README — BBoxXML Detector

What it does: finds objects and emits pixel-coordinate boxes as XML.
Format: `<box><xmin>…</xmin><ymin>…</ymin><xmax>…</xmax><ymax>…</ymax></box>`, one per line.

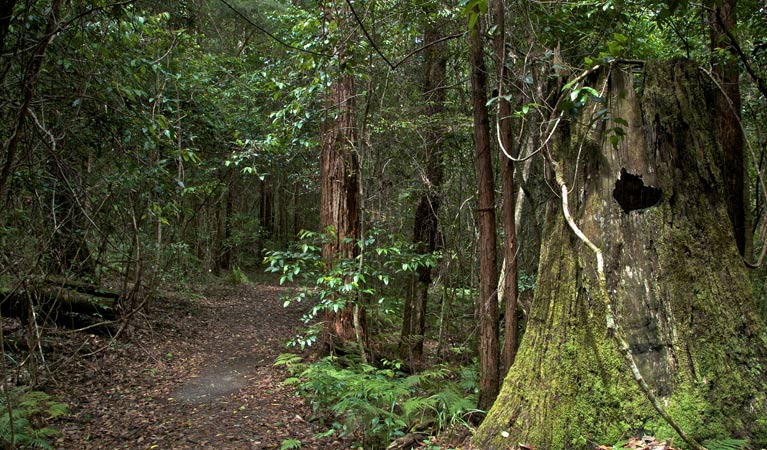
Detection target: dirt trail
<box><xmin>49</xmin><ymin>281</ymin><xmax>334</xmax><ymax>449</ymax></box>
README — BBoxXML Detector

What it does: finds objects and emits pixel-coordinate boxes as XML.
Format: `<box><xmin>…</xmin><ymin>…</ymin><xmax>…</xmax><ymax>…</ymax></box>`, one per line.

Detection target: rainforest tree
<box><xmin>476</xmin><ymin>59</ymin><xmax>767</xmax><ymax>449</ymax></box>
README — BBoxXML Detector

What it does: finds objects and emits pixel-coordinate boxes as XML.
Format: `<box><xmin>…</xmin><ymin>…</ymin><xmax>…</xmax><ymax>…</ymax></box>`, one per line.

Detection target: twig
<box><xmin>218</xmin><ymin>0</ymin><xmax>331</xmax><ymax>58</ymax></box>
<box><xmin>390</xmin><ymin>32</ymin><xmax>465</xmax><ymax>69</ymax></box>
<box><xmin>344</xmin><ymin>0</ymin><xmax>393</xmax><ymax>69</ymax></box>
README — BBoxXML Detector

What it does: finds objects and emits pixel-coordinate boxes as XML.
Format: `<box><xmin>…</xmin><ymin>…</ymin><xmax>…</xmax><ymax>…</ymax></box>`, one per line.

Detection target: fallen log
<box><xmin>1</xmin><ymin>280</ymin><xmax>118</xmax><ymax>331</ymax></box>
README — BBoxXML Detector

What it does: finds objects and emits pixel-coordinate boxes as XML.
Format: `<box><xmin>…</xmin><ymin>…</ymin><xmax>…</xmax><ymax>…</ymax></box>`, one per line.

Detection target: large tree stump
<box><xmin>476</xmin><ymin>60</ymin><xmax>767</xmax><ymax>448</ymax></box>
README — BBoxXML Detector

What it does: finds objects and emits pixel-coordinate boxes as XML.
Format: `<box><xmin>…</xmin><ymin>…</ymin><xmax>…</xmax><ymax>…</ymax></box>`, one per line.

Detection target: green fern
<box><xmin>230</xmin><ymin>265</ymin><xmax>251</xmax><ymax>285</ymax></box>
<box><xmin>274</xmin><ymin>353</ymin><xmax>304</xmax><ymax>368</ymax></box>
<box><xmin>702</xmin><ymin>438</ymin><xmax>749</xmax><ymax>450</ymax></box>
<box><xmin>285</xmin><ymin>357</ymin><xmax>478</xmax><ymax>448</ymax></box>
<box><xmin>280</xmin><ymin>438</ymin><xmax>302</xmax><ymax>449</ymax></box>
<box><xmin>0</xmin><ymin>388</ymin><xmax>68</xmax><ymax>449</ymax></box>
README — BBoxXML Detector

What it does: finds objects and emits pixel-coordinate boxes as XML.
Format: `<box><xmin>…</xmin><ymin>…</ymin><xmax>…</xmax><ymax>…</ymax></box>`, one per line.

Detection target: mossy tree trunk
<box><xmin>476</xmin><ymin>59</ymin><xmax>767</xmax><ymax>449</ymax></box>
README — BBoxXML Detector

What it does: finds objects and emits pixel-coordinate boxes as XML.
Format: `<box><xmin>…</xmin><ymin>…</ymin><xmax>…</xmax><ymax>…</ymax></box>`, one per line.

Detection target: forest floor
<box><xmin>42</xmin><ymin>277</ymin><xmax>349</xmax><ymax>449</ymax></box>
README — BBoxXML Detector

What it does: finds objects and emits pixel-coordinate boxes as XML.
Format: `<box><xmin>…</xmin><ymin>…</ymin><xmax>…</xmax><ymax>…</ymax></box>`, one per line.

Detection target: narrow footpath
<box><xmin>49</xmin><ymin>280</ymin><xmax>340</xmax><ymax>449</ymax></box>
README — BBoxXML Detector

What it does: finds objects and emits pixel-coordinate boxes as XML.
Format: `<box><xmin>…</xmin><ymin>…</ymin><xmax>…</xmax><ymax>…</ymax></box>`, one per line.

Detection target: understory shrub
<box><xmin>275</xmin><ymin>354</ymin><xmax>478</xmax><ymax>449</ymax></box>
<box><xmin>264</xmin><ymin>229</ymin><xmax>441</xmax><ymax>350</ymax></box>
<box><xmin>0</xmin><ymin>388</ymin><xmax>68</xmax><ymax>450</ymax></box>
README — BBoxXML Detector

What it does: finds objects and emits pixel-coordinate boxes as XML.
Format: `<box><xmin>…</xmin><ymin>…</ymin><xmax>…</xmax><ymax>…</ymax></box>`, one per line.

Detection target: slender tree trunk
<box><xmin>708</xmin><ymin>0</ymin><xmax>748</xmax><ymax>258</ymax></box>
<box><xmin>492</xmin><ymin>0</ymin><xmax>519</xmax><ymax>374</ymax></box>
<box><xmin>399</xmin><ymin>20</ymin><xmax>448</xmax><ymax>366</ymax></box>
<box><xmin>0</xmin><ymin>0</ymin><xmax>65</xmax><ymax>202</ymax></box>
<box><xmin>469</xmin><ymin>12</ymin><xmax>500</xmax><ymax>412</ymax></box>
<box><xmin>320</xmin><ymin>2</ymin><xmax>365</xmax><ymax>352</ymax></box>
<box><xmin>476</xmin><ymin>60</ymin><xmax>767</xmax><ymax>449</ymax></box>
<box><xmin>259</xmin><ymin>176</ymin><xmax>273</xmax><ymax>239</ymax></box>
<box><xmin>214</xmin><ymin>170</ymin><xmax>233</xmax><ymax>272</ymax></box>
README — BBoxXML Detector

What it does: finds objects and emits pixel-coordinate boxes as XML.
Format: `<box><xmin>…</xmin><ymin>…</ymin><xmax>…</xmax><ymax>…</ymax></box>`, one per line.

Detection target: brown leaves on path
<box><xmin>46</xmin><ymin>280</ymin><xmax>339</xmax><ymax>449</ymax></box>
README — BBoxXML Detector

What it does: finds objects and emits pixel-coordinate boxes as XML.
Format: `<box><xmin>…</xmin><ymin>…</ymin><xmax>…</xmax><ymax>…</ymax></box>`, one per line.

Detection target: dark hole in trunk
<box><xmin>613</xmin><ymin>168</ymin><xmax>662</xmax><ymax>213</ymax></box>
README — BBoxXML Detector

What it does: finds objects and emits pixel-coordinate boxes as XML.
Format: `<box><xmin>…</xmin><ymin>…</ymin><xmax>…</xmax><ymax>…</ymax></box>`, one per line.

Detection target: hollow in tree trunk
<box><xmin>476</xmin><ymin>60</ymin><xmax>767</xmax><ymax>448</ymax></box>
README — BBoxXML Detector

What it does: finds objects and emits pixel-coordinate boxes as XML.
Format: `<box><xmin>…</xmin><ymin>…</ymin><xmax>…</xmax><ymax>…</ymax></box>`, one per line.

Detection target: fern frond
<box><xmin>702</xmin><ymin>439</ymin><xmax>749</xmax><ymax>450</ymax></box>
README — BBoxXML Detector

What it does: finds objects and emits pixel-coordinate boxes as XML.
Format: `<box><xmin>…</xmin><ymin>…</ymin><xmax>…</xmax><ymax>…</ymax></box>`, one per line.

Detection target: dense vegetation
<box><xmin>1</xmin><ymin>0</ymin><xmax>766</xmax><ymax>449</ymax></box>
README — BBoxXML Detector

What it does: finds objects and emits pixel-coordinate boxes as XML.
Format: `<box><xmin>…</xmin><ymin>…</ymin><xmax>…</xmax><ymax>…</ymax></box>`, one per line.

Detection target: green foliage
<box><xmin>277</xmin><ymin>355</ymin><xmax>478</xmax><ymax>449</ymax></box>
<box><xmin>518</xmin><ymin>272</ymin><xmax>536</xmax><ymax>293</ymax></box>
<box><xmin>264</xmin><ymin>229</ymin><xmax>441</xmax><ymax>349</ymax></box>
<box><xmin>701</xmin><ymin>439</ymin><xmax>750</xmax><ymax>450</ymax></box>
<box><xmin>459</xmin><ymin>0</ymin><xmax>488</xmax><ymax>30</ymax></box>
<box><xmin>0</xmin><ymin>389</ymin><xmax>68</xmax><ymax>450</ymax></box>
<box><xmin>230</xmin><ymin>265</ymin><xmax>251</xmax><ymax>285</ymax></box>
<box><xmin>280</xmin><ymin>438</ymin><xmax>302</xmax><ymax>449</ymax></box>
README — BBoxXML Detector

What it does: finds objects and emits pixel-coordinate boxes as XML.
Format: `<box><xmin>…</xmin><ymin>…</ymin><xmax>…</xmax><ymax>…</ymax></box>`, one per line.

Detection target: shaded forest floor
<box><xmin>40</xmin><ymin>278</ymin><xmax>346</xmax><ymax>449</ymax></box>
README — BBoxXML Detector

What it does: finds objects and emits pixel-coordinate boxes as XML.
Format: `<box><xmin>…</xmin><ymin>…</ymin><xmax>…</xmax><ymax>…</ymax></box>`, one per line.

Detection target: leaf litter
<box><xmin>43</xmin><ymin>280</ymin><xmax>348</xmax><ymax>449</ymax></box>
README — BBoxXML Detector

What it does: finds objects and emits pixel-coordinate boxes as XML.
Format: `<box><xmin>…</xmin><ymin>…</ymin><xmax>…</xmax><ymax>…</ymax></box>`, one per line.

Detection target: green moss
<box><xmin>647</xmin><ymin>387</ymin><xmax>728</xmax><ymax>444</ymax></box>
<box><xmin>477</xmin><ymin>61</ymin><xmax>767</xmax><ymax>450</ymax></box>
<box><xmin>477</xmin><ymin>215</ymin><xmax>656</xmax><ymax>449</ymax></box>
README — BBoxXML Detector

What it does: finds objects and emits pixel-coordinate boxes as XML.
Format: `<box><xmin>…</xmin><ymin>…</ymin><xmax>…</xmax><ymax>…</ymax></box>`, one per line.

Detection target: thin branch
<box><xmin>391</xmin><ymin>32</ymin><xmax>465</xmax><ymax>69</ymax></box>
<box><xmin>218</xmin><ymin>0</ymin><xmax>331</xmax><ymax>58</ymax></box>
<box><xmin>344</xmin><ymin>0</ymin><xmax>393</xmax><ymax>69</ymax></box>
<box><xmin>714</xmin><ymin>9</ymin><xmax>767</xmax><ymax>100</ymax></box>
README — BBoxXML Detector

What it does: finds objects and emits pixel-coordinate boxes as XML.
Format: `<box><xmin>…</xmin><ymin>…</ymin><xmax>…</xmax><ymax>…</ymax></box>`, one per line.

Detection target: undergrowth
<box><xmin>275</xmin><ymin>353</ymin><xmax>479</xmax><ymax>449</ymax></box>
<box><xmin>0</xmin><ymin>388</ymin><xmax>68</xmax><ymax>449</ymax></box>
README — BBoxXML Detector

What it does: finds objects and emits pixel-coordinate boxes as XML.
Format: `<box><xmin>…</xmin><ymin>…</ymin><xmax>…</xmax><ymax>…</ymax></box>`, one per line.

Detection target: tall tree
<box><xmin>491</xmin><ymin>0</ymin><xmax>519</xmax><ymax>373</ymax></box>
<box><xmin>399</xmin><ymin>14</ymin><xmax>448</xmax><ymax>366</ymax></box>
<box><xmin>476</xmin><ymin>60</ymin><xmax>767</xmax><ymax>448</ymax></box>
<box><xmin>319</xmin><ymin>0</ymin><xmax>366</xmax><ymax>354</ymax></box>
<box><xmin>708</xmin><ymin>0</ymin><xmax>748</xmax><ymax>257</ymax></box>
<box><xmin>468</xmin><ymin>8</ymin><xmax>500</xmax><ymax>411</ymax></box>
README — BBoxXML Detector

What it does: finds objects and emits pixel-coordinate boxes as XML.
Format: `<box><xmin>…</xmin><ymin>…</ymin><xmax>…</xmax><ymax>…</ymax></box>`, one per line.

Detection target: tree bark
<box><xmin>319</xmin><ymin>1</ymin><xmax>365</xmax><ymax>352</ymax></box>
<box><xmin>476</xmin><ymin>60</ymin><xmax>767</xmax><ymax>448</ymax></box>
<box><xmin>708</xmin><ymin>0</ymin><xmax>748</xmax><ymax>258</ymax></box>
<box><xmin>259</xmin><ymin>176</ymin><xmax>273</xmax><ymax>239</ymax></box>
<box><xmin>399</xmin><ymin>18</ymin><xmax>447</xmax><ymax>366</ymax></box>
<box><xmin>469</xmin><ymin>12</ymin><xmax>500</xmax><ymax>412</ymax></box>
<box><xmin>492</xmin><ymin>0</ymin><xmax>519</xmax><ymax>374</ymax></box>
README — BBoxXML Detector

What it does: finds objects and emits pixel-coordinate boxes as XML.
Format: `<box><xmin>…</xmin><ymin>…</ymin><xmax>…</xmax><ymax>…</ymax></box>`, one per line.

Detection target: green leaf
<box><xmin>280</xmin><ymin>438</ymin><xmax>302</xmax><ymax>449</ymax></box>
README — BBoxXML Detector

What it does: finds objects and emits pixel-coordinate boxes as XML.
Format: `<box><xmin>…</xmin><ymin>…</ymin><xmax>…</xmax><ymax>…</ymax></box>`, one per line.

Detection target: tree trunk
<box><xmin>320</xmin><ymin>2</ymin><xmax>365</xmax><ymax>352</ymax></box>
<box><xmin>708</xmin><ymin>0</ymin><xmax>749</xmax><ymax>258</ymax></box>
<box><xmin>399</xmin><ymin>19</ymin><xmax>447</xmax><ymax>366</ymax></box>
<box><xmin>214</xmin><ymin>171</ymin><xmax>233</xmax><ymax>273</ymax></box>
<box><xmin>0</xmin><ymin>0</ymin><xmax>65</xmax><ymax>202</ymax></box>
<box><xmin>469</xmin><ymin>12</ymin><xmax>500</xmax><ymax>412</ymax></box>
<box><xmin>476</xmin><ymin>60</ymin><xmax>767</xmax><ymax>448</ymax></box>
<box><xmin>492</xmin><ymin>0</ymin><xmax>519</xmax><ymax>374</ymax></box>
<box><xmin>259</xmin><ymin>176</ymin><xmax>273</xmax><ymax>240</ymax></box>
